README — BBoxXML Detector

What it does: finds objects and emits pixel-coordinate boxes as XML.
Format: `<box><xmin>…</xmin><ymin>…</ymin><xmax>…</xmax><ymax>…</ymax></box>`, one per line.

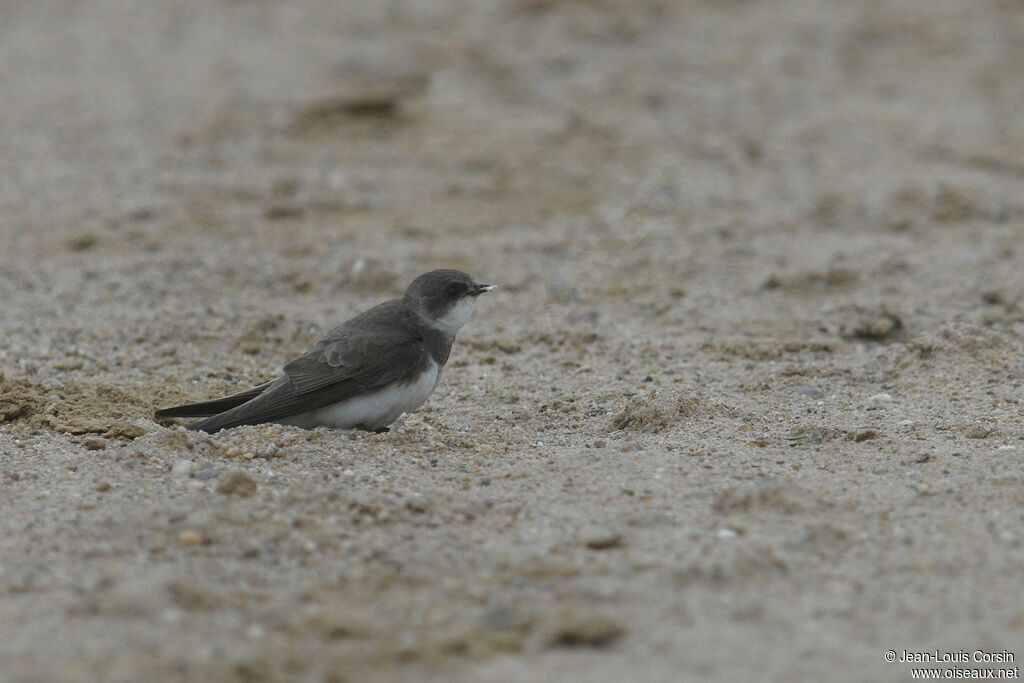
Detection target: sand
<box><xmin>2</xmin><ymin>1</ymin><xmax>1024</xmax><ymax>681</ymax></box>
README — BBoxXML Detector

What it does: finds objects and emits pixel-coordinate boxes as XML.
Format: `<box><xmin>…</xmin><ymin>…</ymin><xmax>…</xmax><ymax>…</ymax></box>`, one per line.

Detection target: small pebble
<box><xmin>171</xmin><ymin>460</ymin><xmax>195</xmax><ymax>477</ymax></box>
<box><xmin>869</xmin><ymin>393</ymin><xmax>894</xmax><ymax>403</ymax></box>
<box><xmin>192</xmin><ymin>468</ymin><xmax>220</xmax><ymax>481</ymax></box>
<box><xmin>545</xmin><ymin>611</ymin><xmax>624</xmax><ymax>648</ymax></box>
<box><xmin>853</xmin><ymin>428</ymin><xmax>879</xmax><ymax>442</ymax></box>
<box><xmin>82</xmin><ymin>437</ymin><xmax>107</xmax><ymax>451</ymax></box>
<box><xmin>255</xmin><ymin>445</ymin><xmax>279</xmax><ymax>459</ymax></box>
<box><xmin>178</xmin><ymin>530</ymin><xmax>205</xmax><ymax>546</ymax></box>
<box><xmin>581</xmin><ymin>525</ymin><xmax>623</xmax><ymax>550</ymax></box>
<box><xmin>216</xmin><ymin>470</ymin><xmax>257</xmax><ymax>497</ymax></box>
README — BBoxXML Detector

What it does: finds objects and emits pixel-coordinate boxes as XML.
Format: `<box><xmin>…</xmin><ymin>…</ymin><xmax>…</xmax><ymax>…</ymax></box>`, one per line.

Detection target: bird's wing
<box><xmin>283</xmin><ymin>322</ymin><xmax>417</xmax><ymax>394</ymax></box>
<box><xmin>155</xmin><ymin>380</ymin><xmax>275</xmax><ymax>418</ymax></box>
<box><xmin>279</xmin><ymin>300</ymin><xmax>424</xmax><ymax>395</ymax></box>
<box><xmin>185</xmin><ymin>315</ymin><xmax>426</xmax><ymax>432</ymax></box>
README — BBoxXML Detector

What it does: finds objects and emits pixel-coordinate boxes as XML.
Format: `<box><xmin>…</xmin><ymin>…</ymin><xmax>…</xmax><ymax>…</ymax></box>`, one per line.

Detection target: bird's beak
<box><xmin>469</xmin><ymin>283</ymin><xmax>496</xmax><ymax>297</ymax></box>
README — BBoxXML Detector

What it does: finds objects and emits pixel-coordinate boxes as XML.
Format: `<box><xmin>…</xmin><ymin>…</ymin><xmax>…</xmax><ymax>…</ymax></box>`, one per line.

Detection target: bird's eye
<box><xmin>445</xmin><ymin>283</ymin><xmax>461</xmax><ymax>296</ymax></box>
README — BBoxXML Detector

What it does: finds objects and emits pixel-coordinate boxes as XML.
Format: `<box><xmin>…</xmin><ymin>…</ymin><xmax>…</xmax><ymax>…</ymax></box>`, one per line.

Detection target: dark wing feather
<box><xmin>284</xmin><ymin>334</ymin><xmax>415</xmax><ymax>395</ymax></box>
<box><xmin>155</xmin><ymin>380</ymin><xmax>275</xmax><ymax>418</ymax></box>
<box><xmin>185</xmin><ymin>376</ymin><xmax>294</xmax><ymax>432</ymax></box>
<box><xmin>185</xmin><ymin>303</ymin><xmax>425</xmax><ymax>432</ymax></box>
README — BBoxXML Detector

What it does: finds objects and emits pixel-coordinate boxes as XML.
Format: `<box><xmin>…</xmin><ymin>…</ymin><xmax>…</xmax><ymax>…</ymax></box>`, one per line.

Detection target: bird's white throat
<box><xmin>429</xmin><ymin>296</ymin><xmax>476</xmax><ymax>337</ymax></box>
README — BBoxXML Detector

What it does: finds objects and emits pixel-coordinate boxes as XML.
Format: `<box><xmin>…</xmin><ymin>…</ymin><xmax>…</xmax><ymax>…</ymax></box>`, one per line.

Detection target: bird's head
<box><xmin>404</xmin><ymin>269</ymin><xmax>495</xmax><ymax>336</ymax></box>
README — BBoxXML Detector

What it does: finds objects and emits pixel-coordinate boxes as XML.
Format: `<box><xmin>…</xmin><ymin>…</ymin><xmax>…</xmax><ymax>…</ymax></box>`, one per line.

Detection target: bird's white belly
<box><xmin>281</xmin><ymin>360</ymin><xmax>441</xmax><ymax>430</ymax></box>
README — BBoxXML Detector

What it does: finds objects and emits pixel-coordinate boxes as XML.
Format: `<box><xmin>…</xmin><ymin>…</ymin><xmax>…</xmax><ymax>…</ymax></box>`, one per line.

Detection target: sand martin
<box><xmin>155</xmin><ymin>269</ymin><xmax>494</xmax><ymax>433</ymax></box>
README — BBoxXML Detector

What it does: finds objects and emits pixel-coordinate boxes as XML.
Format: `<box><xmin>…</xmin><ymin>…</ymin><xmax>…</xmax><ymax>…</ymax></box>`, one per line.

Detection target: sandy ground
<box><xmin>3</xmin><ymin>1</ymin><xmax>1024</xmax><ymax>681</ymax></box>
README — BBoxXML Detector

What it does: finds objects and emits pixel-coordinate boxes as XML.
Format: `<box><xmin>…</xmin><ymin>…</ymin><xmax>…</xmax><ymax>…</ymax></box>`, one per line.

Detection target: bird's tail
<box><xmin>154</xmin><ymin>381</ymin><xmax>274</xmax><ymax>419</ymax></box>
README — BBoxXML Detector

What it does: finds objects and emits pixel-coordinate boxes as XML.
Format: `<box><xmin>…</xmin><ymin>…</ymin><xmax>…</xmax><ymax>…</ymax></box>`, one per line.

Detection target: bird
<box><xmin>155</xmin><ymin>269</ymin><xmax>494</xmax><ymax>433</ymax></box>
